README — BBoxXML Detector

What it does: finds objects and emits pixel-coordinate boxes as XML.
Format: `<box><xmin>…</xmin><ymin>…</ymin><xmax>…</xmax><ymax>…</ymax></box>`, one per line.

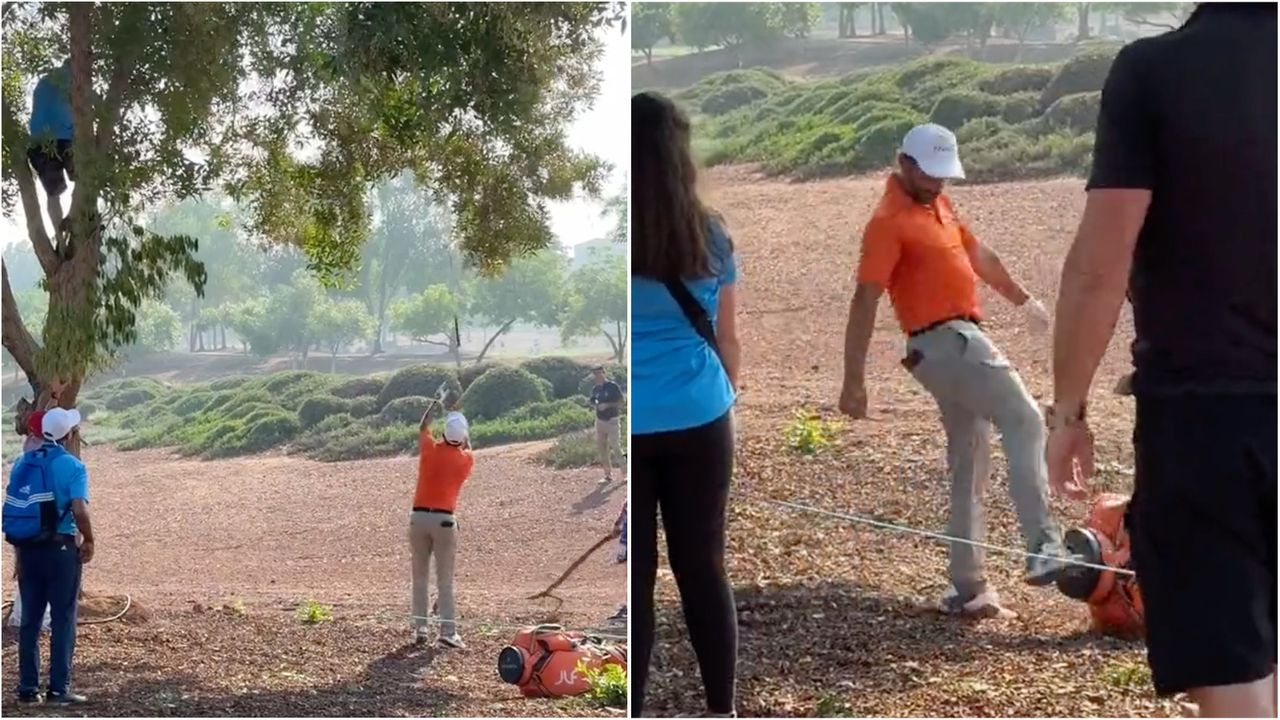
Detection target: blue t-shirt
<box><xmin>29</xmin><ymin>67</ymin><xmax>74</xmax><ymax>141</ymax></box>
<box><xmin>11</xmin><ymin>442</ymin><xmax>88</xmax><ymax>535</ymax></box>
<box><xmin>632</xmin><ymin>222</ymin><xmax>737</xmax><ymax>435</ymax></box>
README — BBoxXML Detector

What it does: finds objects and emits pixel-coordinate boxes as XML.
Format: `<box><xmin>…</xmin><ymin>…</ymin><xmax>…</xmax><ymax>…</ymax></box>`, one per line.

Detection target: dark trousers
<box><xmin>632</xmin><ymin>412</ymin><xmax>737</xmax><ymax>716</ymax></box>
<box><xmin>16</xmin><ymin>539</ymin><xmax>82</xmax><ymax>696</ymax></box>
<box><xmin>1130</xmin><ymin>393</ymin><xmax>1277</xmax><ymax>696</ymax></box>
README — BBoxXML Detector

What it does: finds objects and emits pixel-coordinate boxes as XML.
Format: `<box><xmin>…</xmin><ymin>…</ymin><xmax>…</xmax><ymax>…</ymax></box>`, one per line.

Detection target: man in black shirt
<box><xmin>1048</xmin><ymin>5</ymin><xmax>1276</xmax><ymax>716</ymax></box>
<box><xmin>589</xmin><ymin>365</ymin><xmax>625</xmax><ymax>485</ymax></box>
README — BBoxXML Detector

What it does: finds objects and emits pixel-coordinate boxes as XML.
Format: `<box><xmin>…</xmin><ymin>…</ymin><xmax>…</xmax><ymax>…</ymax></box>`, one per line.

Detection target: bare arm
<box><xmin>70</xmin><ymin>498</ymin><xmax>93</xmax><ymax>562</ymax></box>
<box><xmin>842</xmin><ymin>282</ymin><xmax>883</xmax><ymax>388</ymax></box>
<box><xmin>716</xmin><ymin>282</ymin><xmax>741</xmax><ymax>389</ymax></box>
<box><xmin>419</xmin><ymin>401</ymin><xmax>438</xmax><ymax>433</ymax></box>
<box><xmin>967</xmin><ymin>241</ymin><xmax>1031</xmax><ymax>306</ymax></box>
<box><xmin>1052</xmin><ymin>189</ymin><xmax>1149</xmax><ymax>413</ymax></box>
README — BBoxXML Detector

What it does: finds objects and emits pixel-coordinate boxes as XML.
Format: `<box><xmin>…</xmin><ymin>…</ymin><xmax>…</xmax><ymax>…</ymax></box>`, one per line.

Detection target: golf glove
<box><xmin>1022</xmin><ymin>297</ymin><xmax>1051</xmax><ymax>334</ymax></box>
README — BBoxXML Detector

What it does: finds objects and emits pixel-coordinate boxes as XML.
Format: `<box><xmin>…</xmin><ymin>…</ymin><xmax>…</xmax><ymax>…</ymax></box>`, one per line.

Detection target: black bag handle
<box><xmin>663</xmin><ymin>279</ymin><xmax>721</xmax><ymax>361</ymax></box>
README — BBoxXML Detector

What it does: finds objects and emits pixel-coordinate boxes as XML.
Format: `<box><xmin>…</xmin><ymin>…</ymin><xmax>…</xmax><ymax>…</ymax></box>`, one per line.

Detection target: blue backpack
<box><xmin>3</xmin><ymin>444</ymin><xmax>69</xmax><ymax>546</ymax></box>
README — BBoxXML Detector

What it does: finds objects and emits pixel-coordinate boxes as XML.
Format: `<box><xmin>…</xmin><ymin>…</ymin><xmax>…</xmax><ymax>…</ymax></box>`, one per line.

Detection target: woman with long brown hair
<box><xmin>630</xmin><ymin>91</ymin><xmax>741</xmax><ymax>718</ymax></box>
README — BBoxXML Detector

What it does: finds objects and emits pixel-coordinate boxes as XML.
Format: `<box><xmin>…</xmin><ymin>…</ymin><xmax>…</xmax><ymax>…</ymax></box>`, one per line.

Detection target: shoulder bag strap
<box><xmin>662</xmin><ymin>279</ymin><xmax>721</xmax><ymax>361</ymax></box>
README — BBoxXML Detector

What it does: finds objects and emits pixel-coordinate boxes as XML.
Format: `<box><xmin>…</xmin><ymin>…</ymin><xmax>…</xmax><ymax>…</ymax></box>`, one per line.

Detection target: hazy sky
<box><xmin>2</xmin><ymin>24</ymin><xmax>628</xmax><ymax>254</ymax></box>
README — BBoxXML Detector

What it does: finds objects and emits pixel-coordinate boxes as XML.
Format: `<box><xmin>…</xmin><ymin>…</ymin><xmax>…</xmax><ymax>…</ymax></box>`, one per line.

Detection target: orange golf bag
<box><xmin>1055</xmin><ymin>493</ymin><xmax>1145</xmax><ymax>639</ymax></box>
<box><xmin>497</xmin><ymin>624</ymin><xmax>627</xmax><ymax>698</ymax></box>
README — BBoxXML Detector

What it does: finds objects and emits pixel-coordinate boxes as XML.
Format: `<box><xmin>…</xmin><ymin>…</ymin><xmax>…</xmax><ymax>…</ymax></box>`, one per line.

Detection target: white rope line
<box><xmin>407</xmin><ymin>613</ymin><xmax>628</xmax><ymax>642</ymax></box>
<box><xmin>748</xmin><ymin>495</ymin><xmax>1136</xmax><ymax>577</ymax></box>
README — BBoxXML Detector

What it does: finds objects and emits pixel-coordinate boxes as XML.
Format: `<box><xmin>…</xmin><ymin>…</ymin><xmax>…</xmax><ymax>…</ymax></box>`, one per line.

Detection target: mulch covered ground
<box><xmin>642</xmin><ymin>166</ymin><xmax>1185</xmax><ymax>718</ymax></box>
<box><xmin>2</xmin><ymin>443</ymin><xmax>626</xmax><ymax>717</ymax></box>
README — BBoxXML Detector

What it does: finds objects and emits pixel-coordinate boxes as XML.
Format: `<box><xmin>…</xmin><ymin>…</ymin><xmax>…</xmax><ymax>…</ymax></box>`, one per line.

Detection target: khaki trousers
<box><xmin>409</xmin><ymin>510</ymin><xmax>458</xmax><ymax>636</ymax></box>
<box><xmin>596</xmin><ymin>416</ymin><xmax>623</xmax><ymax>477</ymax></box>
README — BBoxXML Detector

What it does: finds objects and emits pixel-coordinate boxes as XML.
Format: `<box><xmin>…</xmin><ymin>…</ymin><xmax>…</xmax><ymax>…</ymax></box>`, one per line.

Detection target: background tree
<box><xmin>993</xmin><ymin>3</ymin><xmax>1067</xmax><ymax>56</ymax></box>
<box><xmin>675</xmin><ymin>3</ymin><xmax>783</xmax><ymax>53</ymax></box>
<box><xmin>779</xmin><ymin>3</ymin><xmax>821</xmax><ymax>39</ymax></box>
<box><xmin>838</xmin><ymin>3</ymin><xmax>865</xmax><ymax>38</ymax></box>
<box><xmin>467</xmin><ymin>250</ymin><xmax>566</xmax><ymax>365</ymax></box>
<box><xmin>632</xmin><ymin>2</ymin><xmax>674</xmax><ymax>65</ymax></box>
<box><xmin>310</xmin><ymin>297</ymin><xmax>375</xmax><ymax>373</ymax></box>
<box><xmin>1</xmin><ymin>2</ymin><xmax>621</xmax><ymax>455</ymax></box>
<box><xmin>389</xmin><ymin>284</ymin><xmax>462</xmax><ymax>361</ymax></box>
<box><xmin>604</xmin><ymin>188</ymin><xmax>627</xmax><ymax>244</ymax></box>
<box><xmin>132</xmin><ymin>300</ymin><xmax>182</xmax><ymax>355</ymax></box>
<box><xmin>225</xmin><ymin>296</ymin><xmax>274</xmax><ymax>358</ymax></box>
<box><xmin>560</xmin><ymin>255</ymin><xmax>626</xmax><ymax>362</ymax></box>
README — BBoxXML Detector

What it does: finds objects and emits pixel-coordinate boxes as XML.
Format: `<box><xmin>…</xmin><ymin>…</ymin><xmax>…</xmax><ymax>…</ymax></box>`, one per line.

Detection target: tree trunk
<box><xmin>875</xmin><ymin>3</ymin><xmax>885</xmax><ymax>34</ymax></box>
<box><xmin>1077</xmin><ymin>3</ymin><xmax>1091</xmax><ymax>41</ymax></box>
<box><xmin>474</xmin><ymin>317</ymin><xmax>517</xmax><ymax>365</ymax></box>
<box><xmin>331</xmin><ymin>350</ymin><xmax>338</xmax><ymax>374</ymax></box>
<box><xmin>644</xmin><ymin>48</ymin><xmax>652</xmax><ymax>65</ymax></box>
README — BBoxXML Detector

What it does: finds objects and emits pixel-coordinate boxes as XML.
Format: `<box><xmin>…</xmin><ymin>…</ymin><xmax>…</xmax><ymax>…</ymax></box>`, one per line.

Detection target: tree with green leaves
<box><xmin>467</xmin><ymin>250</ymin><xmax>566</xmax><ymax>365</ymax></box>
<box><xmin>133</xmin><ymin>299</ymin><xmax>182</xmax><ymax>354</ymax></box>
<box><xmin>779</xmin><ymin>3</ymin><xmax>821</xmax><ymax>39</ymax></box>
<box><xmin>838</xmin><ymin>3</ymin><xmax>865</xmax><ymax>38</ymax></box>
<box><xmin>224</xmin><ymin>296</ymin><xmax>272</xmax><ymax>357</ymax></box>
<box><xmin>604</xmin><ymin>188</ymin><xmax>627</xmax><ymax>244</ymax></box>
<box><xmin>675</xmin><ymin>3</ymin><xmax>782</xmax><ymax>53</ymax></box>
<box><xmin>993</xmin><ymin>3</ymin><xmax>1067</xmax><ymax>55</ymax></box>
<box><xmin>632</xmin><ymin>2</ymin><xmax>674</xmax><ymax>65</ymax></box>
<box><xmin>389</xmin><ymin>284</ymin><xmax>462</xmax><ymax>360</ymax></box>
<box><xmin>310</xmin><ymin>297</ymin><xmax>375</xmax><ymax>373</ymax></box>
<box><xmin>561</xmin><ymin>255</ymin><xmax>626</xmax><ymax>362</ymax></box>
<box><xmin>1</xmin><ymin>2</ymin><xmax>622</xmax><ymax>455</ymax></box>
<box><xmin>361</xmin><ymin>172</ymin><xmax>455</xmax><ymax>355</ymax></box>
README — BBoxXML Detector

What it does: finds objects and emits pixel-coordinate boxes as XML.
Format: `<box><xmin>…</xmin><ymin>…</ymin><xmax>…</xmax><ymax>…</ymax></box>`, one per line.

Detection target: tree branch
<box><xmin>1</xmin><ymin>260</ymin><xmax>41</xmax><ymax>381</ymax></box>
<box><xmin>67</xmin><ymin>4</ymin><xmax>96</xmax><ymax>236</ymax></box>
<box><xmin>10</xmin><ymin>142</ymin><xmax>60</xmax><ymax>276</ymax></box>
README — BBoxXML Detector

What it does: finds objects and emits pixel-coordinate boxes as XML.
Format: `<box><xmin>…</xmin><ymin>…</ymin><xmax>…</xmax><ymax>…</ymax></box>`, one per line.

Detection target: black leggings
<box><xmin>632</xmin><ymin>411</ymin><xmax>737</xmax><ymax>716</ymax></box>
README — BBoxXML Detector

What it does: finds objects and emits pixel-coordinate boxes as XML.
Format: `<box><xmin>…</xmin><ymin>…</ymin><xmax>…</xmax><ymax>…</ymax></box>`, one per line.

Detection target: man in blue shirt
<box><xmin>589</xmin><ymin>365</ymin><xmax>625</xmax><ymax>484</ymax></box>
<box><xmin>27</xmin><ymin>58</ymin><xmax>76</xmax><ymax>235</ymax></box>
<box><xmin>12</xmin><ymin>407</ymin><xmax>93</xmax><ymax>706</ymax></box>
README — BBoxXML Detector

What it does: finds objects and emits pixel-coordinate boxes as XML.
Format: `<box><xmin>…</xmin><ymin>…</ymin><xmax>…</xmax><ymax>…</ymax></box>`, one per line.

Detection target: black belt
<box><xmin>909</xmin><ymin>315</ymin><xmax>981</xmax><ymax>338</ymax></box>
<box><xmin>412</xmin><ymin>507</ymin><xmax>453</xmax><ymax>515</ymax></box>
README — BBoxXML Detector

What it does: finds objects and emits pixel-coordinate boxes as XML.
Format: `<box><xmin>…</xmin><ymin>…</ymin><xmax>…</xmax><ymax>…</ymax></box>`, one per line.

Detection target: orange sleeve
<box><xmin>855</xmin><ymin>215</ymin><xmax>901</xmax><ymax>287</ymax></box>
<box><xmin>420</xmin><ymin>430</ymin><xmax>437</xmax><ymax>453</ymax></box>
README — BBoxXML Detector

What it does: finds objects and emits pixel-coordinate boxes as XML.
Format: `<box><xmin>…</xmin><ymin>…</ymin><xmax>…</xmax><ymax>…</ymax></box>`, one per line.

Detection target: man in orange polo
<box><xmin>838</xmin><ymin>123</ymin><xmax>1069</xmax><ymax>617</ymax></box>
<box><xmin>410</xmin><ymin>401</ymin><xmax>474</xmax><ymax>649</ymax></box>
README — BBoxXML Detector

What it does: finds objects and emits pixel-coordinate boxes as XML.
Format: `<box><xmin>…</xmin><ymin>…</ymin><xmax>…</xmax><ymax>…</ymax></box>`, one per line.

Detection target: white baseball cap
<box><xmin>443</xmin><ymin>411</ymin><xmax>469</xmax><ymax>445</ymax></box>
<box><xmin>42</xmin><ymin>407</ymin><xmax>81</xmax><ymax>441</ymax></box>
<box><xmin>901</xmin><ymin>123</ymin><xmax>966</xmax><ymax>180</ymax></box>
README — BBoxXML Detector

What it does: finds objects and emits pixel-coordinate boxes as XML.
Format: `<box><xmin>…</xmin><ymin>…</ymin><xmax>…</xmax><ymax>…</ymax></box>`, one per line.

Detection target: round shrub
<box><xmin>978</xmin><ymin>65</ymin><xmax>1055</xmax><ymax>96</ymax></box>
<box><xmin>222</xmin><ymin>415</ymin><xmax>300</xmax><ymax>457</ymax></box>
<box><xmin>208</xmin><ymin>376</ymin><xmax>251</xmax><ymax>392</ymax></box>
<box><xmin>104</xmin><ymin>386</ymin><xmax>161</xmax><ymax>412</ymax></box>
<box><xmin>520</xmin><ymin>357</ymin><xmax>592</xmax><ymax>400</ymax></box>
<box><xmin>1000</xmin><ymin>93</ymin><xmax>1040</xmax><ymax>124</ymax></box>
<box><xmin>378</xmin><ymin>396</ymin><xmax>434</xmax><ymax>426</ymax></box>
<box><xmin>854</xmin><ymin>115</ymin><xmax>922</xmax><ymax>171</ymax></box>
<box><xmin>1040</xmin><ymin>50</ymin><xmax>1116</xmax><ymax>110</ymax></box>
<box><xmin>298</xmin><ymin>396</ymin><xmax>353</xmax><ymax>429</ymax></box>
<box><xmin>461</xmin><ymin>367</ymin><xmax>548</xmax><ymax>421</ymax></box>
<box><xmin>459</xmin><ymin>362</ymin><xmax>501</xmax><ymax>391</ymax></box>
<box><xmin>348</xmin><ymin>397</ymin><xmax>379</xmax><ymax>418</ymax></box>
<box><xmin>1044</xmin><ymin>91</ymin><xmax>1101</xmax><ymax>133</ymax></box>
<box><xmin>171</xmin><ymin>392</ymin><xmax>214</xmax><ymax>418</ymax></box>
<box><xmin>956</xmin><ymin>117</ymin><xmax>1012</xmax><ymax>145</ymax></box>
<box><xmin>376</xmin><ymin>364</ymin><xmax>463</xmax><ymax>410</ymax></box>
<box><xmin>261</xmin><ymin>371</ymin><xmax>327</xmax><ymax>395</ymax></box>
<box><xmin>701</xmin><ymin>85</ymin><xmax>769</xmax><ymax>116</ymax></box>
<box><xmin>928</xmin><ymin>91</ymin><xmax>1004</xmax><ymax>132</ymax></box>
<box><xmin>330</xmin><ymin>376</ymin><xmax>384</xmax><ymax>399</ymax></box>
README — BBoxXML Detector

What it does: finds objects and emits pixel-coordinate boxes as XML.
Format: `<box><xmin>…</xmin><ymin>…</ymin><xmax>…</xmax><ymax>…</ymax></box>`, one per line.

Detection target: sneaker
<box><xmin>16</xmin><ymin>691</ymin><xmax>42</xmax><ymax>705</ymax></box>
<box><xmin>608</xmin><ymin>604</ymin><xmax>627</xmax><ymax>622</ymax></box>
<box><xmin>438</xmin><ymin>634</ymin><xmax>465</xmax><ymax>650</ymax></box>
<box><xmin>938</xmin><ymin>586</ymin><xmax>1011</xmax><ymax>619</ymax></box>
<box><xmin>46</xmin><ymin>690</ymin><xmax>87</xmax><ymax>706</ymax></box>
<box><xmin>413</xmin><ymin>628</ymin><xmax>431</xmax><ymax>645</ymax></box>
<box><xmin>600</xmin><ymin>475</ymin><xmax>612</xmax><ymax>485</ymax></box>
<box><xmin>1025</xmin><ymin>539</ymin><xmax>1070</xmax><ymax>586</ymax></box>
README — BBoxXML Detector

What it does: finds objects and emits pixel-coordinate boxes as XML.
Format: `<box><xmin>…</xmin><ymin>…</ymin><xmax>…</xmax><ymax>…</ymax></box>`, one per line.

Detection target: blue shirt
<box><xmin>12</xmin><ymin>442</ymin><xmax>88</xmax><ymax>535</ymax></box>
<box><xmin>632</xmin><ymin>222</ymin><xmax>737</xmax><ymax>434</ymax></box>
<box><xmin>29</xmin><ymin>67</ymin><xmax>74</xmax><ymax>141</ymax></box>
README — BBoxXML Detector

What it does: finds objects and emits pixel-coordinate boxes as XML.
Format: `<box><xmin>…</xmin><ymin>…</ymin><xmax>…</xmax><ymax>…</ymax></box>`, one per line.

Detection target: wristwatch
<box><xmin>1045</xmin><ymin>402</ymin><xmax>1087</xmax><ymax>431</ymax></box>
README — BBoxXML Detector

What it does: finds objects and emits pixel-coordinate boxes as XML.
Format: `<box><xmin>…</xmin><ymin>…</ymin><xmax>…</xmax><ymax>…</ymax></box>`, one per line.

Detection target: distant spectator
<box><xmin>589</xmin><ymin>365</ymin><xmax>625</xmax><ymax>485</ymax></box>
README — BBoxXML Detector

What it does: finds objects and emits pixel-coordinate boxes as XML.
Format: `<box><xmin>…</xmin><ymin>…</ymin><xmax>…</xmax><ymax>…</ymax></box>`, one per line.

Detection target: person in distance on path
<box><xmin>589</xmin><ymin>365</ymin><xmax>625</xmax><ymax>485</ymax></box>
<box><xmin>838</xmin><ymin>123</ymin><xmax>1069</xmax><ymax>617</ymax></box>
<box><xmin>1049</xmin><ymin>4</ymin><xmax>1276</xmax><ymax>716</ymax></box>
<box><xmin>409</xmin><ymin>401</ymin><xmax>474</xmax><ymax>650</ymax></box>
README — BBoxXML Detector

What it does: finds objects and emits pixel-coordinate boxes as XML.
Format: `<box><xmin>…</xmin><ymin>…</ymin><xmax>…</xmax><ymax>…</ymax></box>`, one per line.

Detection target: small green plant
<box><xmin>785</xmin><ymin>410</ymin><xmax>842</xmax><ymax>455</ymax></box>
<box><xmin>1101</xmin><ymin>659</ymin><xmax>1151</xmax><ymax>690</ymax></box>
<box><xmin>576</xmin><ymin>659</ymin><xmax>627</xmax><ymax>709</ymax></box>
<box><xmin>296</xmin><ymin>599</ymin><xmax>333</xmax><ymax>625</ymax></box>
<box><xmin>815</xmin><ymin>693</ymin><xmax>855</xmax><ymax>717</ymax></box>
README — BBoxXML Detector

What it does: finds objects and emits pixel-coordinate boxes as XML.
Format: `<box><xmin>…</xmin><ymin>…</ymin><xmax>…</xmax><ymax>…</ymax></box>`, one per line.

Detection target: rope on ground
<box><xmin>746</xmin><ymin>494</ymin><xmax>1135</xmax><ymax>577</ymax></box>
<box><xmin>1</xmin><ymin>594</ymin><xmax>133</xmax><ymax>626</ymax></box>
<box><xmin>526</xmin><ymin>532</ymin><xmax>618</xmax><ymax>613</ymax></box>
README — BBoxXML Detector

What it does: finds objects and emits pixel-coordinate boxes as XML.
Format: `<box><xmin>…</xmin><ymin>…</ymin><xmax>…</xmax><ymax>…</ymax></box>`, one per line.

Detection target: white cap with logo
<box><xmin>443</xmin><ymin>411</ymin><xmax>469</xmax><ymax>445</ymax></box>
<box><xmin>901</xmin><ymin>123</ymin><xmax>966</xmax><ymax>180</ymax></box>
<box><xmin>42</xmin><ymin>407</ymin><xmax>82</xmax><ymax>442</ymax></box>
